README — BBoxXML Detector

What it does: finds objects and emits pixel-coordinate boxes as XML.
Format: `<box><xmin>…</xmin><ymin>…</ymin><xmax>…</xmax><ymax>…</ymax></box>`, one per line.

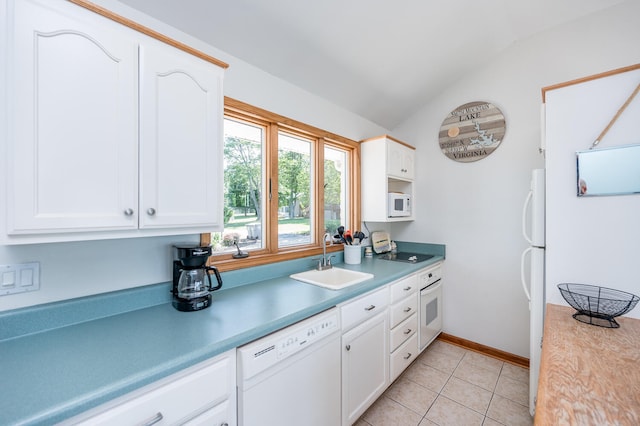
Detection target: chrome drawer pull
<box><xmin>403</xmin><ymin>286</ymin><xmax>412</xmax><ymax>291</ymax></box>
<box><xmin>404</xmin><ymin>328</ymin><xmax>412</xmax><ymax>335</ymax></box>
<box><xmin>404</xmin><ymin>352</ymin><xmax>412</xmax><ymax>360</ymax></box>
<box><xmin>403</xmin><ymin>307</ymin><xmax>412</xmax><ymax>313</ymax></box>
<box><xmin>142</xmin><ymin>412</ymin><xmax>163</xmax><ymax>426</ymax></box>
<box><xmin>123</xmin><ymin>208</ymin><xmax>134</xmax><ymax>216</ymax></box>
<box><xmin>364</xmin><ymin>305</ymin><xmax>375</xmax><ymax>311</ymax></box>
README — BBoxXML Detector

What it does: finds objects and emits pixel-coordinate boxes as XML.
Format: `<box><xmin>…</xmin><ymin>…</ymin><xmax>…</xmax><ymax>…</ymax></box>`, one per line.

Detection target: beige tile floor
<box><xmin>355</xmin><ymin>340</ymin><xmax>534</xmax><ymax>426</ymax></box>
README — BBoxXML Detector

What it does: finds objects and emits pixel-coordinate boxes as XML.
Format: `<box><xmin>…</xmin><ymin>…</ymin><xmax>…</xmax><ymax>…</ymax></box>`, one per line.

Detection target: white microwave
<box><xmin>388</xmin><ymin>193</ymin><xmax>411</xmax><ymax>217</ymax></box>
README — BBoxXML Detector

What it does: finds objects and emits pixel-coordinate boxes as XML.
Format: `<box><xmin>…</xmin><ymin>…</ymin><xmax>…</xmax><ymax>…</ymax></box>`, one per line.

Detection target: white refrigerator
<box><xmin>520</xmin><ymin>168</ymin><xmax>545</xmax><ymax>416</ymax></box>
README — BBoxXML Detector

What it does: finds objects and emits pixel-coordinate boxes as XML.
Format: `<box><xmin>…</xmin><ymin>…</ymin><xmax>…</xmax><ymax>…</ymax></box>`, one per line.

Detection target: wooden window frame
<box><xmin>201</xmin><ymin>97</ymin><xmax>361</xmax><ymax>272</ymax></box>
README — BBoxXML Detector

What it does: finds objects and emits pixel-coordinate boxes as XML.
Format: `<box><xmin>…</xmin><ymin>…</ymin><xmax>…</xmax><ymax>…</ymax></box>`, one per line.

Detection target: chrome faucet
<box><xmin>317</xmin><ymin>232</ymin><xmax>334</xmax><ymax>271</ymax></box>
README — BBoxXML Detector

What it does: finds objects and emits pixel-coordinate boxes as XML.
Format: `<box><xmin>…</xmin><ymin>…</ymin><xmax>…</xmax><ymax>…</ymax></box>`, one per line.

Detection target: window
<box><xmin>202</xmin><ymin>98</ymin><xmax>360</xmax><ymax>271</ymax></box>
<box><xmin>277</xmin><ymin>131</ymin><xmax>313</xmax><ymax>247</ymax></box>
<box><xmin>219</xmin><ymin>116</ymin><xmax>265</xmax><ymax>251</ymax></box>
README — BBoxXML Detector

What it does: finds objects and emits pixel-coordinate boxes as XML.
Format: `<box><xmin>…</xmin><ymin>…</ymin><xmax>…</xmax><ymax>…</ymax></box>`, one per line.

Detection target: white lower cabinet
<box><xmin>388</xmin><ymin>274</ymin><xmax>420</xmax><ymax>382</ymax></box>
<box><xmin>63</xmin><ymin>350</ymin><xmax>236</xmax><ymax>426</ymax></box>
<box><xmin>340</xmin><ymin>287</ymin><xmax>389</xmax><ymax>426</ymax></box>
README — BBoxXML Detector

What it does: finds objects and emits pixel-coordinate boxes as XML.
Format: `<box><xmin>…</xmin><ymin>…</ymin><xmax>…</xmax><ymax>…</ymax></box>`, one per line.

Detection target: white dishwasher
<box><xmin>237</xmin><ymin>307</ymin><xmax>341</xmax><ymax>426</ymax></box>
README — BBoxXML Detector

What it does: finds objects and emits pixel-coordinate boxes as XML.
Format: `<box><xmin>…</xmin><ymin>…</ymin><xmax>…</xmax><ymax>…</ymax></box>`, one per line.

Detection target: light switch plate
<box><xmin>0</xmin><ymin>262</ymin><xmax>40</xmax><ymax>296</ymax></box>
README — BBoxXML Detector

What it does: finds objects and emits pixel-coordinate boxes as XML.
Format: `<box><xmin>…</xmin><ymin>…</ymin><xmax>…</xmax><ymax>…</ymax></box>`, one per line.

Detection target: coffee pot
<box><xmin>172</xmin><ymin>244</ymin><xmax>222</xmax><ymax>312</ymax></box>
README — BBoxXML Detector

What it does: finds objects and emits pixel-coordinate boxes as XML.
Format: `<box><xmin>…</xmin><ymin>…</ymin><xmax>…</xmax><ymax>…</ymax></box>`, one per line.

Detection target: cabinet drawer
<box><xmin>389</xmin><ymin>274</ymin><xmax>417</xmax><ymax>304</ymax></box>
<box><xmin>389</xmin><ymin>313</ymin><xmax>417</xmax><ymax>352</ymax></box>
<box><xmin>182</xmin><ymin>400</ymin><xmax>230</xmax><ymax>426</ymax></box>
<box><xmin>390</xmin><ymin>333</ymin><xmax>419</xmax><ymax>382</ymax></box>
<box><xmin>389</xmin><ymin>294</ymin><xmax>418</xmax><ymax>328</ymax></box>
<box><xmin>72</xmin><ymin>354</ymin><xmax>233</xmax><ymax>425</ymax></box>
<box><xmin>341</xmin><ymin>287</ymin><xmax>389</xmax><ymax>331</ymax></box>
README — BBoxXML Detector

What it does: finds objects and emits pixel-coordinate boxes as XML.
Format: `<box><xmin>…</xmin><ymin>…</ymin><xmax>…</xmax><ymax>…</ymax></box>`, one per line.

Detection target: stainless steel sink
<box><xmin>290</xmin><ymin>268</ymin><xmax>374</xmax><ymax>290</ymax></box>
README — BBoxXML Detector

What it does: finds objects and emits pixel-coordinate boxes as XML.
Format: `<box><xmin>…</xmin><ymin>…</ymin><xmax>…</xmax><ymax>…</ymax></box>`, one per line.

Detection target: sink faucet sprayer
<box><xmin>317</xmin><ymin>232</ymin><xmax>334</xmax><ymax>270</ymax></box>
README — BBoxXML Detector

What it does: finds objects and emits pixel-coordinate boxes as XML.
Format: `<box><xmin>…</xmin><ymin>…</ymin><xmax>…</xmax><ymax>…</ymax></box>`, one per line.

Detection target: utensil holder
<box><xmin>344</xmin><ymin>245</ymin><xmax>362</xmax><ymax>265</ymax></box>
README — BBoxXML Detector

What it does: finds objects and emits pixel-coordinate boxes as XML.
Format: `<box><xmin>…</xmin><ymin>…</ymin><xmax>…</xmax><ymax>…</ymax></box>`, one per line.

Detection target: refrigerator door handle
<box><xmin>520</xmin><ymin>247</ymin><xmax>532</xmax><ymax>303</ymax></box>
<box><xmin>522</xmin><ymin>190</ymin><xmax>533</xmax><ymax>244</ymax></box>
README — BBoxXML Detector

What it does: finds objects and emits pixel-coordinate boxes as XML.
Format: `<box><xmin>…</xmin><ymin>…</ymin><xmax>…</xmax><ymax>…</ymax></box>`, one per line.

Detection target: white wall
<box><xmin>390</xmin><ymin>0</ymin><xmax>640</xmax><ymax>357</ymax></box>
<box><xmin>0</xmin><ymin>0</ymin><xmax>387</xmax><ymax>312</ymax></box>
<box><xmin>545</xmin><ymin>69</ymin><xmax>640</xmax><ymax>315</ymax></box>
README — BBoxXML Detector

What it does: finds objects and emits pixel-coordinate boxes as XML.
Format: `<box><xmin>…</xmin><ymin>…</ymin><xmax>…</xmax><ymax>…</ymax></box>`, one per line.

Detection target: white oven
<box><xmin>419</xmin><ymin>265</ymin><xmax>443</xmax><ymax>351</ymax></box>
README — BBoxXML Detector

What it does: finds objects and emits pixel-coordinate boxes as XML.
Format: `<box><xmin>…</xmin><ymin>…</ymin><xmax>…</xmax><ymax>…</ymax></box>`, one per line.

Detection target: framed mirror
<box><xmin>576</xmin><ymin>144</ymin><xmax>640</xmax><ymax>196</ymax></box>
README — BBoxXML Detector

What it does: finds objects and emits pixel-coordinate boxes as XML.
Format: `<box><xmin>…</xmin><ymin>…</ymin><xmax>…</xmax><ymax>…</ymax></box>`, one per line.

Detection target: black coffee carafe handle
<box><xmin>206</xmin><ymin>266</ymin><xmax>223</xmax><ymax>292</ymax></box>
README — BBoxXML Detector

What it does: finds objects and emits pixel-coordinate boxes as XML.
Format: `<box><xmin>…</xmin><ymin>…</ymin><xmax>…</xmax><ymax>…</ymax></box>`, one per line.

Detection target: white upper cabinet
<box><xmin>360</xmin><ymin>135</ymin><xmax>415</xmax><ymax>222</ymax></box>
<box><xmin>2</xmin><ymin>0</ymin><xmax>226</xmax><ymax>243</ymax></box>
<box><xmin>387</xmin><ymin>141</ymin><xmax>415</xmax><ymax>180</ymax></box>
<box><xmin>139</xmin><ymin>42</ymin><xmax>223</xmax><ymax>230</ymax></box>
<box><xmin>8</xmin><ymin>0</ymin><xmax>139</xmax><ymax>234</ymax></box>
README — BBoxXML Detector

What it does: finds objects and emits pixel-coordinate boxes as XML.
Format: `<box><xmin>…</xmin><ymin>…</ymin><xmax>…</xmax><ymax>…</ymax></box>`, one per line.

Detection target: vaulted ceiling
<box><xmin>119</xmin><ymin>0</ymin><xmax>625</xmax><ymax>129</ymax></box>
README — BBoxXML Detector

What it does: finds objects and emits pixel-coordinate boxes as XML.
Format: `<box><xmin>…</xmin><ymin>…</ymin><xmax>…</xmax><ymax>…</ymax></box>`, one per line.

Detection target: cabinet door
<box><xmin>8</xmin><ymin>0</ymin><xmax>139</xmax><ymax>234</ymax></box>
<box><xmin>139</xmin><ymin>41</ymin><xmax>223</xmax><ymax>230</ymax></box>
<box><xmin>401</xmin><ymin>145</ymin><xmax>415</xmax><ymax>179</ymax></box>
<box><xmin>342</xmin><ymin>311</ymin><xmax>389</xmax><ymax>425</ymax></box>
<box><xmin>387</xmin><ymin>141</ymin><xmax>414</xmax><ymax>180</ymax></box>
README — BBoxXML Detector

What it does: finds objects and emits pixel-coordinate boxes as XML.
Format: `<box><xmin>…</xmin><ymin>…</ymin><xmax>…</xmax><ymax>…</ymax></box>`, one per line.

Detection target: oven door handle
<box><xmin>420</xmin><ymin>279</ymin><xmax>442</xmax><ymax>296</ymax></box>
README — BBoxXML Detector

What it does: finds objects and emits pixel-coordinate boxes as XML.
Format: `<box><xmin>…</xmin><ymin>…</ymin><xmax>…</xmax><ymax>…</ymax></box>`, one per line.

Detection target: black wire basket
<box><xmin>557</xmin><ymin>283</ymin><xmax>640</xmax><ymax>328</ymax></box>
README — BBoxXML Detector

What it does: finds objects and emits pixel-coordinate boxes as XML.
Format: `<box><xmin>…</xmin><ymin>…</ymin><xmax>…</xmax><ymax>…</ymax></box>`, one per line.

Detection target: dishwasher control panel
<box><xmin>238</xmin><ymin>308</ymin><xmax>339</xmax><ymax>380</ymax></box>
<box><xmin>277</xmin><ymin>314</ymin><xmax>338</xmax><ymax>358</ymax></box>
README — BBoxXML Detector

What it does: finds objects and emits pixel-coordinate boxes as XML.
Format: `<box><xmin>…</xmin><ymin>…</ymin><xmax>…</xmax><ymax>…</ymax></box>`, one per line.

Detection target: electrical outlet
<box><xmin>0</xmin><ymin>262</ymin><xmax>40</xmax><ymax>296</ymax></box>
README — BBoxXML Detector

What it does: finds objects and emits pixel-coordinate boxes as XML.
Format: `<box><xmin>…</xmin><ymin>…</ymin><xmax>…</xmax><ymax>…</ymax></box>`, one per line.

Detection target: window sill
<box><xmin>205</xmin><ymin>244</ymin><xmax>345</xmax><ymax>272</ymax></box>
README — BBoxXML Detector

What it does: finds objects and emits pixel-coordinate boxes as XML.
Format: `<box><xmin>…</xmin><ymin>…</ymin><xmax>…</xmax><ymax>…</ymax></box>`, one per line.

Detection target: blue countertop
<box><xmin>0</xmin><ymin>243</ymin><xmax>444</xmax><ymax>425</ymax></box>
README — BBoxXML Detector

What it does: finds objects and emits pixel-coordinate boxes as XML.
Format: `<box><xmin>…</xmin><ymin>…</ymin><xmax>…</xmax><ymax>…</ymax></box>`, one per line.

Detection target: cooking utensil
<box><xmin>344</xmin><ymin>230</ymin><xmax>353</xmax><ymax>245</ymax></box>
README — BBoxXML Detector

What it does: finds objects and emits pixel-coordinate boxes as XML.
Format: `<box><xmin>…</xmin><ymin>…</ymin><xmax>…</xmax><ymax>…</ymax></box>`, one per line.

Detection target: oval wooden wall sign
<box><xmin>439</xmin><ymin>101</ymin><xmax>506</xmax><ymax>162</ymax></box>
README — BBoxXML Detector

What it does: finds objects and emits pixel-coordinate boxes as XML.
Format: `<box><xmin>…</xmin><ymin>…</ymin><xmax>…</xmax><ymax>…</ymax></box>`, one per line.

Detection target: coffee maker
<box><xmin>172</xmin><ymin>244</ymin><xmax>223</xmax><ymax>312</ymax></box>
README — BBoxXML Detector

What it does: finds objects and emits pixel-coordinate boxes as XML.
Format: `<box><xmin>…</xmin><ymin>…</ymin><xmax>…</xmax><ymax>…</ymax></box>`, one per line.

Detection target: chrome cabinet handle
<box><xmin>403</xmin><ymin>286</ymin><xmax>412</xmax><ymax>291</ymax></box>
<box><xmin>403</xmin><ymin>307</ymin><xmax>412</xmax><ymax>313</ymax></box>
<box><xmin>404</xmin><ymin>328</ymin><xmax>412</xmax><ymax>335</ymax></box>
<box><xmin>403</xmin><ymin>352</ymin><xmax>412</xmax><ymax>360</ymax></box>
<box><xmin>141</xmin><ymin>412</ymin><xmax>163</xmax><ymax>426</ymax></box>
<box><xmin>364</xmin><ymin>305</ymin><xmax>375</xmax><ymax>311</ymax></box>
<box><xmin>147</xmin><ymin>208</ymin><xmax>156</xmax><ymax>216</ymax></box>
<box><xmin>123</xmin><ymin>208</ymin><xmax>134</xmax><ymax>216</ymax></box>
<box><xmin>345</xmin><ymin>344</ymin><xmax>351</xmax><ymax>351</ymax></box>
